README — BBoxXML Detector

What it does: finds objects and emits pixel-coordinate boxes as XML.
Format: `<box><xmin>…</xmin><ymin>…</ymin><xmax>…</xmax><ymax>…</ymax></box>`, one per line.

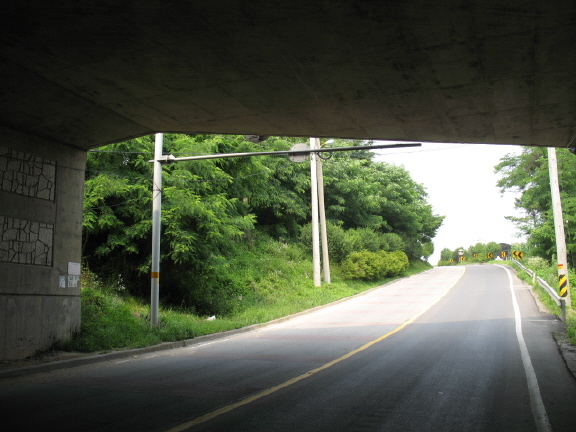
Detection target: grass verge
<box><xmin>508</xmin><ymin>260</ymin><xmax>576</xmax><ymax>345</ymax></box>
<box><xmin>58</xmin><ymin>260</ymin><xmax>432</xmax><ymax>353</ymax></box>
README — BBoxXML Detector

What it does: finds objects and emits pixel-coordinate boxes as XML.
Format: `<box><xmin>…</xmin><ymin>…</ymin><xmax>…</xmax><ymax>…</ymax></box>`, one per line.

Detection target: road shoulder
<box><xmin>506</xmin><ymin>264</ymin><xmax>576</xmax><ymax>380</ymax></box>
<box><xmin>3</xmin><ymin>269</ymin><xmax>441</xmax><ymax>379</ymax></box>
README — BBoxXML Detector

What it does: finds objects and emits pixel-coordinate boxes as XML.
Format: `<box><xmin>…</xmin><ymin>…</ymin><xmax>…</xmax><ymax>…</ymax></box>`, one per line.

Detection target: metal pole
<box><xmin>151</xmin><ymin>133</ymin><xmax>163</xmax><ymax>326</ymax></box>
<box><xmin>547</xmin><ymin>147</ymin><xmax>571</xmax><ymax>306</ymax></box>
<box><xmin>314</xmin><ymin>138</ymin><xmax>331</xmax><ymax>283</ymax></box>
<box><xmin>153</xmin><ymin>143</ymin><xmax>421</xmax><ymax>163</ymax></box>
<box><xmin>310</xmin><ymin>138</ymin><xmax>321</xmax><ymax>287</ymax></box>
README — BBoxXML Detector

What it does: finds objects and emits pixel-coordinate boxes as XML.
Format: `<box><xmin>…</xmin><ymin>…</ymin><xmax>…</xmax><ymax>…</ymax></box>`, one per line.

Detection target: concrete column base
<box><xmin>0</xmin><ymin>127</ymin><xmax>85</xmax><ymax>360</ymax></box>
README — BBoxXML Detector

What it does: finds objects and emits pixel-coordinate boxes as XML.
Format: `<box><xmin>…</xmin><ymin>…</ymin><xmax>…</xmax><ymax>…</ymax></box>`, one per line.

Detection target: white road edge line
<box><xmin>499</xmin><ymin>265</ymin><xmax>553</xmax><ymax>432</ymax></box>
<box><xmin>196</xmin><ymin>338</ymin><xmax>230</xmax><ymax>347</ymax></box>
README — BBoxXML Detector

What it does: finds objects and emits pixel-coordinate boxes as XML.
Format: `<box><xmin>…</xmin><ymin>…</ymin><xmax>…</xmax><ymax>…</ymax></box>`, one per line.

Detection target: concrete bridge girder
<box><xmin>0</xmin><ymin>1</ymin><xmax>575</xmax><ymax>359</ymax></box>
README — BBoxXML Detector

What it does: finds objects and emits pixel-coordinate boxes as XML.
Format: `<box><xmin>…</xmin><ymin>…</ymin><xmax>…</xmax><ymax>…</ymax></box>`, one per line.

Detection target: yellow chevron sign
<box><xmin>559</xmin><ymin>274</ymin><xmax>568</xmax><ymax>297</ymax></box>
<box><xmin>512</xmin><ymin>250</ymin><xmax>524</xmax><ymax>259</ymax></box>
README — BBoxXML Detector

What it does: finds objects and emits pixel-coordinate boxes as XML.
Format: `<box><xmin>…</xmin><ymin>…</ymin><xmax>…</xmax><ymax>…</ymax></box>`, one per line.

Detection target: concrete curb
<box><xmin>556</xmin><ymin>337</ymin><xmax>576</xmax><ymax>379</ymax></box>
<box><xmin>0</xmin><ymin>325</ymin><xmax>255</xmax><ymax>380</ymax></box>
<box><xmin>1</xmin><ymin>271</ymin><xmax>431</xmax><ymax>380</ymax></box>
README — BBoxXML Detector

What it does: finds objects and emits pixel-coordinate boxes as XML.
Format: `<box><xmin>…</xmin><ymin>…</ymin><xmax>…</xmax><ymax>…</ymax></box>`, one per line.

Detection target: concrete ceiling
<box><xmin>0</xmin><ymin>1</ymin><xmax>575</xmax><ymax>150</ymax></box>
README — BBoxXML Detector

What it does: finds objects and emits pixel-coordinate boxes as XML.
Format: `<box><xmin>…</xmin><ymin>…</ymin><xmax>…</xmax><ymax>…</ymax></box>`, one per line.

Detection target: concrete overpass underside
<box><xmin>0</xmin><ymin>1</ymin><xmax>575</xmax><ymax>359</ymax></box>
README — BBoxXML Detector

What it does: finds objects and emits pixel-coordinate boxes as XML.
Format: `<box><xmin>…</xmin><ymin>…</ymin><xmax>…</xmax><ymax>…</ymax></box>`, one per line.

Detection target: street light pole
<box><xmin>150</xmin><ymin>140</ymin><xmax>421</xmax><ymax>292</ymax></box>
<box><xmin>310</xmin><ymin>138</ymin><xmax>321</xmax><ymax>287</ymax></box>
<box><xmin>314</xmin><ymin>138</ymin><xmax>331</xmax><ymax>283</ymax></box>
<box><xmin>150</xmin><ymin>133</ymin><xmax>163</xmax><ymax>326</ymax></box>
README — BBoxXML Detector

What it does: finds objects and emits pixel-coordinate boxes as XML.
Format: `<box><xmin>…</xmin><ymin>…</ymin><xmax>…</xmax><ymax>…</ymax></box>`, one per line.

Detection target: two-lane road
<box><xmin>2</xmin><ymin>265</ymin><xmax>576</xmax><ymax>431</ymax></box>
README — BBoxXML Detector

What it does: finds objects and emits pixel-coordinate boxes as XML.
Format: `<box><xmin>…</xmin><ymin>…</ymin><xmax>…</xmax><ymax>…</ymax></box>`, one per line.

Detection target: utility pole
<box><xmin>310</xmin><ymin>138</ymin><xmax>321</xmax><ymax>287</ymax></box>
<box><xmin>314</xmin><ymin>138</ymin><xmax>331</xmax><ymax>283</ymax></box>
<box><xmin>547</xmin><ymin>147</ymin><xmax>571</xmax><ymax>307</ymax></box>
<box><xmin>150</xmin><ymin>133</ymin><xmax>163</xmax><ymax>326</ymax></box>
<box><xmin>150</xmin><ymin>140</ymin><xmax>420</xmax><ymax>291</ymax></box>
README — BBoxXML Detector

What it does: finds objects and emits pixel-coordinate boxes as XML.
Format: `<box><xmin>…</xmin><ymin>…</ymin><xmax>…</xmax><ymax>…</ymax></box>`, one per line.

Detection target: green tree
<box><xmin>321</xmin><ymin>154</ymin><xmax>444</xmax><ymax>259</ymax></box>
<box><xmin>83</xmin><ymin>135</ymin><xmax>258</xmax><ymax>311</ymax></box>
<box><xmin>440</xmin><ymin>248</ymin><xmax>453</xmax><ymax>262</ymax></box>
<box><xmin>236</xmin><ymin>136</ymin><xmax>311</xmax><ymax>238</ymax></box>
<box><xmin>465</xmin><ymin>241</ymin><xmax>502</xmax><ymax>262</ymax></box>
<box><xmin>421</xmin><ymin>242</ymin><xmax>434</xmax><ymax>261</ymax></box>
<box><xmin>83</xmin><ymin>134</ymin><xmax>444</xmax><ymax>312</ymax></box>
<box><xmin>486</xmin><ymin>242</ymin><xmax>502</xmax><ymax>258</ymax></box>
<box><xmin>495</xmin><ymin>147</ymin><xmax>576</xmax><ymax>265</ymax></box>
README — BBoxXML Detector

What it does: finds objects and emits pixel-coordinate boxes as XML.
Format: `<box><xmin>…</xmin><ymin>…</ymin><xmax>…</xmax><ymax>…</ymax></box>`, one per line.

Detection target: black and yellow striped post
<box><xmin>558</xmin><ymin>263</ymin><xmax>569</xmax><ymax>298</ymax></box>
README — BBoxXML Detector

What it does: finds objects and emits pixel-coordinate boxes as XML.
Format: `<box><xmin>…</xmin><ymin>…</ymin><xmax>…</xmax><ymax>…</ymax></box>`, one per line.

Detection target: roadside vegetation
<box><xmin>60</xmin><ymin>256</ymin><xmax>431</xmax><ymax>353</ymax></box>
<box><xmin>63</xmin><ymin>139</ymin><xmax>576</xmax><ymax>354</ymax></box>
<box><xmin>510</xmin><ymin>258</ymin><xmax>576</xmax><ymax>345</ymax></box>
<box><xmin>437</xmin><ymin>242</ymin><xmax>512</xmax><ymax>266</ymax></box>
<box><xmin>61</xmin><ymin>134</ymin><xmax>440</xmax><ymax>353</ymax></box>
<box><xmin>82</xmin><ymin>135</ymin><xmax>442</xmax><ymax>313</ymax></box>
<box><xmin>437</xmin><ymin>144</ymin><xmax>576</xmax><ymax>345</ymax></box>
<box><xmin>494</xmin><ymin>147</ymin><xmax>576</xmax><ymax>345</ymax></box>
<box><xmin>438</xmin><ymin>244</ymin><xmax>576</xmax><ymax>345</ymax></box>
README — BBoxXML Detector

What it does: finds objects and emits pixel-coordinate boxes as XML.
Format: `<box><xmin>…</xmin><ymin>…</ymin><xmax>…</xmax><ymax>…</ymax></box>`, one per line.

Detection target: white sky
<box><xmin>372</xmin><ymin>141</ymin><xmax>524</xmax><ymax>265</ymax></box>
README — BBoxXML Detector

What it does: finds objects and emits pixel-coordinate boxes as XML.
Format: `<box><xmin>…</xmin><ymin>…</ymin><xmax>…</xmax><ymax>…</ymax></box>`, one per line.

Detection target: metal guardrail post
<box><xmin>511</xmin><ymin>259</ymin><xmax>566</xmax><ymax>322</ymax></box>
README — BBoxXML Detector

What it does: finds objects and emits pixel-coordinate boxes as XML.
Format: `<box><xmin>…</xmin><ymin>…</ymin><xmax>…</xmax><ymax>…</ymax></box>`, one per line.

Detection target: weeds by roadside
<box><xmin>509</xmin><ymin>260</ymin><xmax>576</xmax><ymax>345</ymax></box>
<box><xmin>58</xmin><ymin>260</ymin><xmax>431</xmax><ymax>353</ymax></box>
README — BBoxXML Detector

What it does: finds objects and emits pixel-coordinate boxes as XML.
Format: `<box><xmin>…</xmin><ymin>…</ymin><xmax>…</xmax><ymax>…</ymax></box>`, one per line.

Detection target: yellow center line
<box><xmin>165</xmin><ymin>267</ymin><xmax>465</xmax><ymax>432</ymax></box>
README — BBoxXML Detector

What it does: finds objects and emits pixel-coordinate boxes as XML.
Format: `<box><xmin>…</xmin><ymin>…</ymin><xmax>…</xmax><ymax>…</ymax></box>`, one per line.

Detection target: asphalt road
<box><xmin>2</xmin><ymin>265</ymin><xmax>576</xmax><ymax>432</ymax></box>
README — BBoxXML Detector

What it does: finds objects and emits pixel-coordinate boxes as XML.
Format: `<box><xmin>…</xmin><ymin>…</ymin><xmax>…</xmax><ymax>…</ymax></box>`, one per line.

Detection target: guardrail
<box><xmin>511</xmin><ymin>258</ymin><xmax>566</xmax><ymax>322</ymax></box>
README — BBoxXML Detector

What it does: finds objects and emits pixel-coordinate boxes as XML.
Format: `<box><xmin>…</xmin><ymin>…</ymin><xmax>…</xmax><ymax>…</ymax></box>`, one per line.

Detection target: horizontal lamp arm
<box><xmin>149</xmin><ymin>143</ymin><xmax>421</xmax><ymax>164</ymax></box>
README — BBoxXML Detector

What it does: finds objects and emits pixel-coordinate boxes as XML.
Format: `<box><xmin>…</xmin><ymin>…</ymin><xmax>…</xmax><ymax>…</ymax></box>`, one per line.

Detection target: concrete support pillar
<box><xmin>0</xmin><ymin>127</ymin><xmax>86</xmax><ymax>360</ymax></box>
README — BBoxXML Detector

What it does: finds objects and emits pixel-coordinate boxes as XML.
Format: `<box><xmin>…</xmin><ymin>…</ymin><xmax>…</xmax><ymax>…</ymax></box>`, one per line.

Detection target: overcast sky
<box><xmin>371</xmin><ymin>141</ymin><xmax>524</xmax><ymax>265</ymax></box>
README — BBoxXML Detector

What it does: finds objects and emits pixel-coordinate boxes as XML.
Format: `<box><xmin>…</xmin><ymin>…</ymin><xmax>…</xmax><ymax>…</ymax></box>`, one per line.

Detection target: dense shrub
<box><xmin>70</xmin><ymin>287</ymin><xmax>159</xmax><ymax>351</ymax></box>
<box><xmin>162</xmin><ymin>233</ymin><xmax>314</xmax><ymax>315</ymax></box>
<box><xmin>300</xmin><ymin>223</ymin><xmax>409</xmax><ymax>264</ymax></box>
<box><xmin>382</xmin><ymin>233</ymin><xmax>405</xmax><ymax>253</ymax></box>
<box><xmin>300</xmin><ymin>223</ymin><xmax>345</xmax><ymax>263</ymax></box>
<box><xmin>340</xmin><ymin>251</ymin><xmax>383</xmax><ymax>280</ymax></box>
<box><xmin>343</xmin><ymin>228</ymin><xmax>390</xmax><ymax>254</ymax></box>
<box><xmin>526</xmin><ymin>256</ymin><xmax>549</xmax><ymax>270</ymax></box>
<box><xmin>340</xmin><ymin>250</ymin><xmax>409</xmax><ymax>280</ymax></box>
<box><xmin>379</xmin><ymin>250</ymin><xmax>409</xmax><ymax>276</ymax></box>
<box><xmin>402</xmin><ymin>237</ymin><xmax>424</xmax><ymax>261</ymax></box>
<box><xmin>325</xmin><ymin>223</ymin><xmax>350</xmax><ymax>263</ymax></box>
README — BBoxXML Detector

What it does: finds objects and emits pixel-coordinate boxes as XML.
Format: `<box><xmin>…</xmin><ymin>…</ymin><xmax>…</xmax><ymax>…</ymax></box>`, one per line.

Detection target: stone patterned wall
<box><xmin>0</xmin><ymin>145</ymin><xmax>56</xmax><ymax>201</ymax></box>
<box><xmin>0</xmin><ymin>146</ymin><xmax>56</xmax><ymax>266</ymax></box>
<box><xmin>0</xmin><ymin>217</ymin><xmax>53</xmax><ymax>266</ymax></box>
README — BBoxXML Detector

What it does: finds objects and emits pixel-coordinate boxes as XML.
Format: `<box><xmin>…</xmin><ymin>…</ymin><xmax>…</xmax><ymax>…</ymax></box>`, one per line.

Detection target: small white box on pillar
<box><xmin>68</xmin><ymin>262</ymin><xmax>81</xmax><ymax>276</ymax></box>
